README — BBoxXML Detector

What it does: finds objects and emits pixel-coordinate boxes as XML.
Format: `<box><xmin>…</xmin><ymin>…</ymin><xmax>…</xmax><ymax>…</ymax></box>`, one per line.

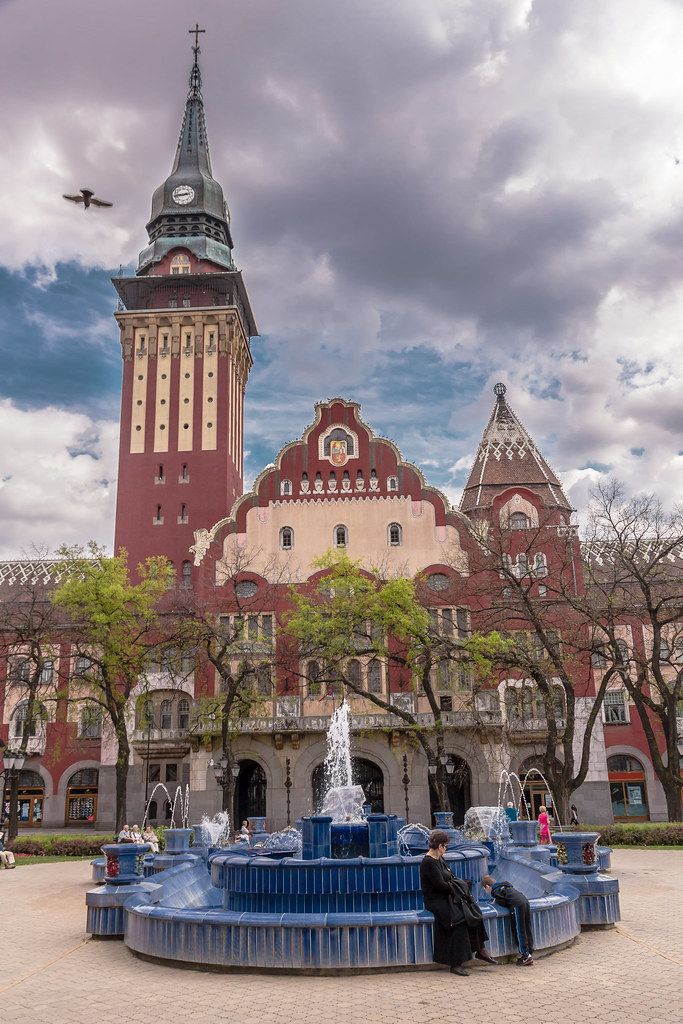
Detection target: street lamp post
<box><xmin>2</xmin><ymin>750</ymin><xmax>26</xmax><ymax>842</ymax></box>
<box><xmin>401</xmin><ymin>753</ymin><xmax>410</xmax><ymax>822</ymax></box>
<box><xmin>284</xmin><ymin>758</ymin><xmax>292</xmax><ymax>826</ymax></box>
<box><xmin>208</xmin><ymin>756</ymin><xmax>240</xmax><ymax>819</ymax></box>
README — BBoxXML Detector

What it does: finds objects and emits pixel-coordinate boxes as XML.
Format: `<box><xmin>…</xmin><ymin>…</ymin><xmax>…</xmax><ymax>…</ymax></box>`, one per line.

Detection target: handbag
<box><xmin>447</xmin><ymin>870</ymin><xmax>483</xmax><ymax>926</ymax></box>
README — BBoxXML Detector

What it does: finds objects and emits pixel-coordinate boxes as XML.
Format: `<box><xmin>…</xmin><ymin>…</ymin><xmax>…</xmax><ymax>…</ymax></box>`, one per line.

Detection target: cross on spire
<box><xmin>188</xmin><ymin>23</ymin><xmax>206</xmax><ymax>98</ymax></box>
<box><xmin>189</xmin><ymin>22</ymin><xmax>205</xmax><ymax>54</ymax></box>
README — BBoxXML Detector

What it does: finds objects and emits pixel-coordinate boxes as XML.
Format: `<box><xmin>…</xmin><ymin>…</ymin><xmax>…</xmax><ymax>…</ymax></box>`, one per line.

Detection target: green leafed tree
<box><xmin>52</xmin><ymin>544</ymin><xmax>176</xmax><ymax>832</ymax></box>
<box><xmin>284</xmin><ymin>551</ymin><xmax>506</xmax><ymax>812</ymax></box>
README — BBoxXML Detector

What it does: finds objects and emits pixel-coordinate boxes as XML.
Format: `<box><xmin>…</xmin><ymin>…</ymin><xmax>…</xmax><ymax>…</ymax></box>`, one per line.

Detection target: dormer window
<box><xmin>171</xmin><ymin>253</ymin><xmax>191</xmax><ymax>275</ymax></box>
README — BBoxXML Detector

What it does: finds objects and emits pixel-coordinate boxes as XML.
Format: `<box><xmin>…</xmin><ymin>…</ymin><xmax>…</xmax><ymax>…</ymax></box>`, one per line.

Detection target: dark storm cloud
<box><xmin>0</xmin><ymin>0</ymin><xmax>682</xmax><ymax>554</ymax></box>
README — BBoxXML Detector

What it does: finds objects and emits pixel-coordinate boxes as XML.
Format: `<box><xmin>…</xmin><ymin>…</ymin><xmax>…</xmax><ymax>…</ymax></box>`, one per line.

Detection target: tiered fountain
<box><xmin>86</xmin><ymin>703</ymin><xmax>620</xmax><ymax>968</ymax></box>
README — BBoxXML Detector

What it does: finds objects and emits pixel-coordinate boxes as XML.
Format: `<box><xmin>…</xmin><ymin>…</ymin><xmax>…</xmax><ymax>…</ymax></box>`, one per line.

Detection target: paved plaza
<box><xmin>0</xmin><ymin>849</ymin><xmax>681</xmax><ymax>1024</ymax></box>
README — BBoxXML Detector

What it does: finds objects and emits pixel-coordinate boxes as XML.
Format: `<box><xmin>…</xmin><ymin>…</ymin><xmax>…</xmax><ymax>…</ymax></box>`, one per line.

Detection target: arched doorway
<box><xmin>311</xmin><ymin>757</ymin><xmax>384</xmax><ymax>813</ymax></box>
<box><xmin>429</xmin><ymin>757</ymin><xmax>471</xmax><ymax>826</ymax></box>
<box><xmin>65</xmin><ymin>768</ymin><xmax>99</xmax><ymax>826</ymax></box>
<box><xmin>16</xmin><ymin>770</ymin><xmax>45</xmax><ymax>827</ymax></box>
<box><xmin>234</xmin><ymin>760</ymin><xmax>267</xmax><ymax>825</ymax></box>
<box><xmin>608</xmin><ymin>754</ymin><xmax>649</xmax><ymax>821</ymax></box>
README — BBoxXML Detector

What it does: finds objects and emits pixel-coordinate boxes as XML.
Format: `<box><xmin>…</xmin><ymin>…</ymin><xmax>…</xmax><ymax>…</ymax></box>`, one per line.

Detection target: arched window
<box><xmin>148</xmin><ymin>799</ymin><xmax>158</xmax><ymax>820</ymax></box>
<box><xmin>334</xmin><ymin>525</ymin><xmax>348</xmax><ymax>548</ymax></box>
<box><xmin>533</xmin><ymin>553</ymin><xmax>548</xmax><ymax>578</ymax></box>
<box><xmin>170</xmin><ymin>253</ymin><xmax>191</xmax><ymax>275</ymax></box>
<box><xmin>607</xmin><ymin>754</ymin><xmax>643</xmax><ymax>773</ymax></box>
<box><xmin>306</xmin><ymin>660</ymin><xmax>321</xmax><ymax>697</ymax></box>
<box><xmin>280</xmin><ymin>479</ymin><xmax>292</xmax><ymax>496</ymax></box>
<box><xmin>160</xmin><ymin>699</ymin><xmax>172</xmax><ymax>730</ymax></box>
<box><xmin>387</xmin><ymin>476</ymin><xmax>398</xmax><ymax>491</ymax></box>
<box><xmin>178</xmin><ymin>698</ymin><xmax>190</xmax><ymax>730</ymax></box>
<box><xmin>181</xmin><ymin>560</ymin><xmax>192</xmax><ymax>588</ymax></box>
<box><xmin>68</xmin><ymin>768</ymin><xmax>99</xmax><ymax>788</ymax></box>
<box><xmin>280</xmin><ymin>526</ymin><xmax>294</xmax><ymax>550</ymax></box>
<box><xmin>347</xmin><ymin>659</ymin><xmax>362</xmax><ymax>688</ymax></box>
<box><xmin>615</xmin><ymin>639</ymin><xmax>629</xmax><ymax>665</ymax></box>
<box><xmin>509</xmin><ymin>512</ymin><xmax>530</xmax><ymax>530</ymax></box>
<box><xmin>323</xmin><ymin>428</ymin><xmax>355</xmax><ymax>457</ymax></box>
<box><xmin>12</xmin><ymin>700</ymin><xmax>45</xmax><ymax>738</ymax></box>
<box><xmin>388</xmin><ymin>523</ymin><xmax>402</xmax><ymax>546</ymax></box>
<box><xmin>367</xmin><ymin>660</ymin><xmax>382</xmax><ymax>693</ymax></box>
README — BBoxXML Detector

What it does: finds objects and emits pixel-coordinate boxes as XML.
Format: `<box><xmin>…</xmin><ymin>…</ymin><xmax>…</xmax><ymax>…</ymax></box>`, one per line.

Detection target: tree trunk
<box><xmin>662</xmin><ymin>778</ymin><xmax>683</xmax><ymax>822</ymax></box>
<box><xmin>8</xmin><ymin>771</ymin><xmax>20</xmax><ymax>842</ymax></box>
<box><xmin>222</xmin><ymin>774</ymin><xmax>235</xmax><ymax>818</ymax></box>
<box><xmin>114</xmin><ymin>727</ymin><xmax>130</xmax><ymax>834</ymax></box>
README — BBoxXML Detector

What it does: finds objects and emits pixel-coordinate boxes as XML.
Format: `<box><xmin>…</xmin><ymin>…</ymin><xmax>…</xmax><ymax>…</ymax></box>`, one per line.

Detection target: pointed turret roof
<box><xmin>460</xmin><ymin>383</ymin><xmax>572</xmax><ymax>514</ymax></box>
<box><xmin>138</xmin><ymin>35</ymin><xmax>235</xmax><ymax>273</ymax></box>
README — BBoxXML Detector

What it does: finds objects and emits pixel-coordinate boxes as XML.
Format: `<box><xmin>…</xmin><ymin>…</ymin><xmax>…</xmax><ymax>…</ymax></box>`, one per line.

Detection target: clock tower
<box><xmin>112</xmin><ymin>33</ymin><xmax>257</xmax><ymax>581</ymax></box>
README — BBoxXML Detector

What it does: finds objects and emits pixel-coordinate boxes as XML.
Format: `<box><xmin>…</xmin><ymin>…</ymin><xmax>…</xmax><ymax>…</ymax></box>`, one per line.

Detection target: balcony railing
<box><xmin>131</xmin><ymin>727</ymin><xmax>190</xmax><ymax>744</ymax></box>
<box><xmin>506</xmin><ymin>716</ymin><xmax>566</xmax><ymax>740</ymax></box>
<box><xmin>226</xmin><ymin>708</ymin><xmax>502</xmax><ymax>735</ymax></box>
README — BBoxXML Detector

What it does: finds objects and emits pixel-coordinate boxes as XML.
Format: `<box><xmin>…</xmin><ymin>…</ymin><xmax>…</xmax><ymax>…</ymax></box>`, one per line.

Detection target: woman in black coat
<box><xmin>420</xmin><ymin>829</ymin><xmax>497</xmax><ymax>976</ymax></box>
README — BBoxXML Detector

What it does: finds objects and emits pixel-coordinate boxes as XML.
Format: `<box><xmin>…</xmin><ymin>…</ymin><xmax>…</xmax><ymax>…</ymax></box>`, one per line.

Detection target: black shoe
<box><xmin>450</xmin><ymin>966</ymin><xmax>470</xmax><ymax>976</ymax></box>
<box><xmin>475</xmin><ymin>951</ymin><xmax>498</xmax><ymax>965</ymax></box>
<box><xmin>521</xmin><ymin>953</ymin><xmax>534</xmax><ymax>965</ymax></box>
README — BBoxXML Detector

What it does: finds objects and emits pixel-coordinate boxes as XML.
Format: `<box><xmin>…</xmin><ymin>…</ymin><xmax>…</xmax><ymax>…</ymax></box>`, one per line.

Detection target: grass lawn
<box><xmin>12</xmin><ymin>854</ymin><xmax>95</xmax><ymax>866</ymax></box>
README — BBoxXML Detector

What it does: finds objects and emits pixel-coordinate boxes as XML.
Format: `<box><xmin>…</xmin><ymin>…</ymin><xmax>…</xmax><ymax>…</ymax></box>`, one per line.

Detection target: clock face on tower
<box><xmin>172</xmin><ymin>184</ymin><xmax>195</xmax><ymax>205</ymax></box>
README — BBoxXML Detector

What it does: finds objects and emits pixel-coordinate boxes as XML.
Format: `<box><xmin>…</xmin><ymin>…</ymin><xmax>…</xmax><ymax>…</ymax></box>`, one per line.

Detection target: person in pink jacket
<box><xmin>538</xmin><ymin>805</ymin><xmax>551</xmax><ymax>844</ymax></box>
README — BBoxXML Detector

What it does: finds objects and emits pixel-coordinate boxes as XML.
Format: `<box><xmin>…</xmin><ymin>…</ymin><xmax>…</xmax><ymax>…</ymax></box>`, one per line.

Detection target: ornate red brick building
<box><xmin>1</xmin><ymin>44</ymin><xmax>676</xmax><ymax>830</ymax></box>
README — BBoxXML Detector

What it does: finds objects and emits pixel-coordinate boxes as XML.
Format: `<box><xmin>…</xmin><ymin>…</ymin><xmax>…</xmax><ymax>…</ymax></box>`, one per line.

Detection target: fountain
<box><xmin>85</xmin><ymin>712</ymin><xmax>621</xmax><ymax>968</ymax></box>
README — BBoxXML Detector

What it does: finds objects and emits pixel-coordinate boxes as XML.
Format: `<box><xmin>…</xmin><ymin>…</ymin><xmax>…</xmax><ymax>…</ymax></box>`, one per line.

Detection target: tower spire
<box><xmin>140</xmin><ymin>28</ymin><xmax>235</xmax><ymax>272</ymax></box>
<box><xmin>460</xmin><ymin>383</ymin><xmax>571</xmax><ymax>513</ymax></box>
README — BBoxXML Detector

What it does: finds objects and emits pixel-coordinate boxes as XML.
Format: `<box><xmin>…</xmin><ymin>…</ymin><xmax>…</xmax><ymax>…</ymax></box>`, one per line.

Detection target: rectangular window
<box><xmin>442</xmin><ymin>608</ymin><xmax>454</xmax><ymax>635</ymax></box>
<box><xmin>248</xmin><ymin>615</ymin><xmax>259</xmax><ymax>640</ymax></box>
<box><xmin>148</xmin><ymin>763</ymin><xmax>161</xmax><ymax>783</ymax></box>
<box><xmin>456</xmin><ymin>609</ymin><xmax>470</xmax><ymax>639</ymax></box>
<box><xmin>440</xmin><ymin>695</ymin><xmax>453</xmax><ymax>712</ymax></box>
<box><xmin>262</xmin><ymin>615</ymin><xmax>273</xmax><ymax>640</ymax></box>
<box><xmin>165</xmin><ymin>763</ymin><xmax>178</xmax><ymax>783</ymax></box>
<box><xmin>603</xmin><ymin>690</ymin><xmax>629</xmax><ymax>724</ymax></box>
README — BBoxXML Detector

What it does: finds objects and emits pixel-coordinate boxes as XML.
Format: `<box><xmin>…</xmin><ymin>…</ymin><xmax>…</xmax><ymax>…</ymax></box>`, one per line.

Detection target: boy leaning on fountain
<box><xmin>481</xmin><ymin>875</ymin><xmax>534</xmax><ymax>966</ymax></box>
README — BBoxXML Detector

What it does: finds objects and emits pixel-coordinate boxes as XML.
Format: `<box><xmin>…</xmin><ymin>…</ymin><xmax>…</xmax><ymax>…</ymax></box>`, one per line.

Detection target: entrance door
<box><xmin>65</xmin><ymin>769</ymin><xmax>99</xmax><ymax>825</ymax></box>
<box><xmin>14</xmin><ymin>771</ymin><xmax>45</xmax><ymax>828</ymax></box>
<box><xmin>607</xmin><ymin>754</ymin><xmax>649</xmax><ymax>820</ymax></box>
<box><xmin>234</xmin><ymin>760</ymin><xmax>266</xmax><ymax>825</ymax></box>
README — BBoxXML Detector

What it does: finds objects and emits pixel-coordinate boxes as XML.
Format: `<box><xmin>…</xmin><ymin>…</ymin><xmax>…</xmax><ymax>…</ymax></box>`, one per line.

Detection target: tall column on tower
<box><xmin>112</xmin><ymin>32</ymin><xmax>257</xmax><ymax>580</ymax></box>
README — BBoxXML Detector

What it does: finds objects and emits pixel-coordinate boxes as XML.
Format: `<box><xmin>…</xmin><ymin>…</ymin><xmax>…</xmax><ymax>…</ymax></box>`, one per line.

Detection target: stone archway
<box><xmin>311</xmin><ymin>757</ymin><xmax>385</xmax><ymax>813</ymax></box>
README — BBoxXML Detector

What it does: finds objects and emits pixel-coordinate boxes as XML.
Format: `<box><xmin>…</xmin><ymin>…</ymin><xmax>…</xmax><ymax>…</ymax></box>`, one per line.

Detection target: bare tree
<box><xmin>582</xmin><ymin>482</ymin><xmax>683</xmax><ymax>820</ymax></box>
<box><xmin>460</xmin><ymin>511</ymin><xmax>615</xmax><ymax>822</ymax></box>
<box><xmin>0</xmin><ymin>567</ymin><xmax>65</xmax><ymax>839</ymax></box>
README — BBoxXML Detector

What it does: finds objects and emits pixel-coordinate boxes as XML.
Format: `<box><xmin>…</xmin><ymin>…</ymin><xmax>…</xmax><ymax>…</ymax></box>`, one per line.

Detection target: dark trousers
<box><xmin>512</xmin><ymin>903</ymin><xmax>534</xmax><ymax>956</ymax></box>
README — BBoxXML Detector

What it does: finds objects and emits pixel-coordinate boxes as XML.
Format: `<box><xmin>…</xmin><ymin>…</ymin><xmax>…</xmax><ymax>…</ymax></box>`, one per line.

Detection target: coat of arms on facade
<box><xmin>329</xmin><ymin>439</ymin><xmax>348</xmax><ymax>466</ymax></box>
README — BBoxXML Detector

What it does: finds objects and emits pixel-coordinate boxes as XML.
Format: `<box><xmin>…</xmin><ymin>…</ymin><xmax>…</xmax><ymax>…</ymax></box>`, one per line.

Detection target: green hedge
<box><xmin>9</xmin><ymin>826</ymin><xmax>167</xmax><ymax>857</ymax></box>
<box><xmin>585</xmin><ymin>822</ymin><xmax>683</xmax><ymax>846</ymax></box>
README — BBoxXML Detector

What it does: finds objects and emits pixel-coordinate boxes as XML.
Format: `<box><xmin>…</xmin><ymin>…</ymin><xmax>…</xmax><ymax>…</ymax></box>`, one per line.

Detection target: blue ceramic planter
<box><xmin>551</xmin><ymin>831</ymin><xmax>600</xmax><ymax>874</ymax></box>
<box><xmin>101</xmin><ymin>842</ymin><xmax>150</xmax><ymax>885</ymax></box>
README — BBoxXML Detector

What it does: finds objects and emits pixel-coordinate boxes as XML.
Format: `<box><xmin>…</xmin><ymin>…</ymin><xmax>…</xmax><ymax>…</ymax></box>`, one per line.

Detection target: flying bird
<box><xmin>62</xmin><ymin>187</ymin><xmax>113</xmax><ymax>210</ymax></box>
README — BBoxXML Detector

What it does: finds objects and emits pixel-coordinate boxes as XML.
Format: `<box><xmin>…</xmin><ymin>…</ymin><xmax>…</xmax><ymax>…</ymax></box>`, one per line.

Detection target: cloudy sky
<box><xmin>1</xmin><ymin>0</ymin><xmax>682</xmax><ymax>557</ymax></box>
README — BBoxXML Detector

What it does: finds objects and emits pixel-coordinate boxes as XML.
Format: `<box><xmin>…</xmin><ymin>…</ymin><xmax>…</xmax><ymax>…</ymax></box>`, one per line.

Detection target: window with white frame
<box><xmin>178</xmin><ymin>698</ymin><xmax>191</xmax><ymax>730</ymax></box>
<box><xmin>533</xmin><ymin>553</ymin><xmax>548</xmax><ymax>578</ymax></box>
<box><xmin>387</xmin><ymin>476</ymin><xmax>398</xmax><ymax>491</ymax></box>
<box><xmin>218</xmin><ymin>613</ymin><xmax>275</xmax><ymax>645</ymax></box>
<box><xmin>12</xmin><ymin>699</ymin><xmax>46</xmax><ymax>737</ymax></box>
<box><xmin>280</xmin><ymin>479</ymin><xmax>292</xmax><ymax>496</ymax></box>
<box><xmin>603</xmin><ymin>689</ymin><xmax>629</xmax><ymax>725</ymax></box>
<box><xmin>79</xmin><ymin>703</ymin><xmax>102</xmax><ymax>739</ymax></box>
